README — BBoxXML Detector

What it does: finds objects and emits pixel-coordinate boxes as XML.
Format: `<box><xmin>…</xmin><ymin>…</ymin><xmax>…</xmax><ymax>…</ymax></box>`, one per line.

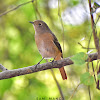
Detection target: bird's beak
<box><xmin>29</xmin><ymin>21</ymin><xmax>34</xmax><ymax>24</ymax></box>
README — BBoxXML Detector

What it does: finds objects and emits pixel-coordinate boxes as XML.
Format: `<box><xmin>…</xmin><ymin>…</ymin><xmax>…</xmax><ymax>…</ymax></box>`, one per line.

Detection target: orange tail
<box><xmin>55</xmin><ymin>54</ymin><xmax>67</xmax><ymax>80</ymax></box>
<box><xmin>59</xmin><ymin>67</ymin><xmax>67</xmax><ymax>80</ymax></box>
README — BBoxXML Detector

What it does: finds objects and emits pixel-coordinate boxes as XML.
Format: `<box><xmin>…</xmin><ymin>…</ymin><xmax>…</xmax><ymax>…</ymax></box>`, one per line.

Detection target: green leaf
<box><xmin>91</xmin><ymin>2</ymin><xmax>100</xmax><ymax>14</ymax></box>
<box><xmin>80</xmin><ymin>72</ymin><xmax>94</xmax><ymax>86</ymax></box>
<box><xmin>97</xmin><ymin>73</ymin><xmax>100</xmax><ymax>80</ymax></box>
<box><xmin>70</xmin><ymin>52</ymin><xmax>88</xmax><ymax>65</ymax></box>
<box><xmin>94</xmin><ymin>2</ymin><xmax>100</xmax><ymax>9</ymax></box>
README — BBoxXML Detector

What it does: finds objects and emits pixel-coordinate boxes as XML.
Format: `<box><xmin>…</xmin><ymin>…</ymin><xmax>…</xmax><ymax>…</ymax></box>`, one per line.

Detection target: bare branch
<box><xmin>69</xmin><ymin>83</ymin><xmax>81</xmax><ymax>100</ymax></box>
<box><xmin>0</xmin><ymin>0</ymin><xmax>34</xmax><ymax>17</ymax></box>
<box><xmin>88</xmin><ymin>0</ymin><xmax>100</xmax><ymax>59</ymax></box>
<box><xmin>78</xmin><ymin>42</ymin><xmax>96</xmax><ymax>49</ymax></box>
<box><xmin>0</xmin><ymin>64</ymin><xmax>8</xmax><ymax>71</ymax></box>
<box><xmin>0</xmin><ymin>52</ymin><xmax>98</xmax><ymax>80</ymax></box>
<box><xmin>58</xmin><ymin>0</ymin><xmax>65</xmax><ymax>54</ymax></box>
<box><xmin>46</xmin><ymin>59</ymin><xmax>64</xmax><ymax>100</ymax></box>
<box><xmin>51</xmin><ymin>69</ymin><xmax>64</xmax><ymax>100</ymax></box>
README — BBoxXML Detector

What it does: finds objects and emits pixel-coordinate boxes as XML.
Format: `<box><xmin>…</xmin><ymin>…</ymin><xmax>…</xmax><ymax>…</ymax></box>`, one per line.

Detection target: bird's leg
<box><xmin>46</xmin><ymin>58</ymin><xmax>55</xmax><ymax>67</ymax></box>
<box><xmin>50</xmin><ymin>57</ymin><xmax>56</xmax><ymax>67</ymax></box>
<box><xmin>51</xmin><ymin>58</ymin><xmax>55</xmax><ymax>62</ymax></box>
<box><xmin>37</xmin><ymin>57</ymin><xmax>44</xmax><ymax>64</ymax></box>
<box><xmin>46</xmin><ymin>59</ymin><xmax>54</xmax><ymax>66</ymax></box>
<box><xmin>50</xmin><ymin>57</ymin><xmax>56</xmax><ymax>62</ymax></box>
<box><xmin>35</xmin><ymin>57</ymin><xmax>44</xmax><ymax>69</ymax></box>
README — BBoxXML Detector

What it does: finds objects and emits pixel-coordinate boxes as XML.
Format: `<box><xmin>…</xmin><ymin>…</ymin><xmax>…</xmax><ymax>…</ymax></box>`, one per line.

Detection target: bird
<box><xmin>29</xmin><ymin>20</ymin><xmax>67</xmax><ymax>80</ymax></box>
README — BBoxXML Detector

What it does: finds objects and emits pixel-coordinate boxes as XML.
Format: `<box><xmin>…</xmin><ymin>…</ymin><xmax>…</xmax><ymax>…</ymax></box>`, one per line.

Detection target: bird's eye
<box><xmin>39</xmin><ymin>23</ymin><xmax>42</xmax><ymax>26</ymax></box>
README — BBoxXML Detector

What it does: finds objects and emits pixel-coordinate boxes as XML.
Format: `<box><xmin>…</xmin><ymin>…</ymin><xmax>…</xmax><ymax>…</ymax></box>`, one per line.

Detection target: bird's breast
<box><xmin>35</xmin><ymin>33</ymin><xmax>60</xmax><ymax>58</ymax></box>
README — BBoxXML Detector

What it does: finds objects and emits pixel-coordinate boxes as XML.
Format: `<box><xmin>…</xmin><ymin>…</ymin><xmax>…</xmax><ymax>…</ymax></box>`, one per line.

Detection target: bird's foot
<box><xmin>35</xmin><ymin>57</ymin><xmax>44</xmax><ymax>69</ymax></box>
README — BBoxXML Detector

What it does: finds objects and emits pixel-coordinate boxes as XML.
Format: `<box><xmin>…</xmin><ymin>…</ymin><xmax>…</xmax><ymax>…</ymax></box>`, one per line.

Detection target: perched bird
<box><xmin>29</xmin><ymin>20</ymin><xmax>67</xmax><ymax>80</ymax></box>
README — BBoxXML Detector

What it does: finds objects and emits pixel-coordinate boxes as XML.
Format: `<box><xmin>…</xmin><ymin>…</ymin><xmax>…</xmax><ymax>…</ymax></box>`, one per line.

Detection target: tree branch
<box><xmin>88</xmin><ymin>0</ymin><xmax>100</xmax><ymax>59</ymax></box>
<box><xmin>0</xmin><ymin>52</ymin><xmax>98</xmax><ymax>80</ymax></box>
<box><xmin>0</xmin><ymin>0</ymin><xmax>34</xmax><ymax>17</ymax></box>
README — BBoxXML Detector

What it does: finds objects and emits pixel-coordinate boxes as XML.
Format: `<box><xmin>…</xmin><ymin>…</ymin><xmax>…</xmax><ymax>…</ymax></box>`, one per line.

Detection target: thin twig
<box><xmin>78</xmin><ymin>42</ymin><xmax>96</xmax><ymax>49</ymax></box>
<box><xmin>88</xmin><ymin>0</ymin><xmax>100</xmax><ymax>59</ymax></box>
<box><xmin>87</xmin><ymin>61</ymin><xmax>91</xmax><ymax>100</ymax></box>
<box><xmin>88</xmin><ymin>0</ymin><xmax>100</xmax><ymax>94</ymax></box>
<box><xmin>87</xmin><ymin>31</ymin><xmax>93</xmax><ymax>52</ymax></box>
<box><xmin>32</xmin><ymin>0</ymin><xmax>38</xmax><ymax>20</ymax></box>
<box><xmin>69</xmin><ymin>83</ymin><xmax>80</xmax><ymax>100</ymax></box>
<box><xmin>58</xmin><ymin>0</ymin><xmax>65</xmax><ymax>55</ymax></box>
<box><xmin>92</xmin><ymin>62</ymin><xmax>96</xmax><ymax>83</ymax></box>
<box><xmin>32</xmin><ymin>0</ymin><xmax>41</xmax><ymax>20</ymax></box>
<box><xmin>88</xmin><ymin>0</ymin><xmax>97</xmax><ymax>48</ymax></box>
<box><xmin>96</xmin><ymin>64</ymin><xmax>100</xmax><ymax>90</ymax></box>
<box><xmin>46</xmin><ymin>60</ymin><xmax>64</xmax><ymax>100</ymax></box>
<box><xmin>88</xmin><ymin>86</ymin><xmax>91</xmax><ymax>100</ymax></box>
<box><xmin>95</xmin><ymin>15</ymin><xmax>100</xmax><ymax>25</ymax></box>
<box><xmin>0</xmin><ymin>64</ymin><xmax>8</xmax><ymax>71</ymax></box>
<box><xmin>0</xmin><ymin>0</ymin><xmax>34</xmax><ymax>17</ymax></box>
<box><xmin>51</xmin><ymin>69</ymin><xmax>64</xmax><ymax>100</ymax></box>
<box><xmin>88</xmin><ymin>0</ymin><xmax>98</xmax><ymax>99</ymax></box>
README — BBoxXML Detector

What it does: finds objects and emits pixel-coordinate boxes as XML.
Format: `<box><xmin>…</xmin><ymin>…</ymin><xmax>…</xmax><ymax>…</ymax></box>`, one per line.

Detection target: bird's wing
<box><xmin>51</xmin><ymin>33</ymin><xmax>63</xmax><ymax>58</ymax></box>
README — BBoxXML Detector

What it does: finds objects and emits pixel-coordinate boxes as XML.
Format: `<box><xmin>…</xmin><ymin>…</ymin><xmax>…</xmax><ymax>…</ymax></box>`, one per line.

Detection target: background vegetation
<box><xmin>0</xmin><ymin>0</ymin><xmax>100</xmax><ymax>100</ymax></box>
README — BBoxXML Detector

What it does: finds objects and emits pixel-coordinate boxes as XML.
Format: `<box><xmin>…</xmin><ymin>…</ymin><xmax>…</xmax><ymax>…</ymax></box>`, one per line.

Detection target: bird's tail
<box><xmin>55</xmin><ymin>54</ymin><xmax>67</xmax><ymax>80</ymax></box>
<box><xmin>59</xmin><ymin>67</ymin><xmax>67</xmax><ymax>80</ymax></box>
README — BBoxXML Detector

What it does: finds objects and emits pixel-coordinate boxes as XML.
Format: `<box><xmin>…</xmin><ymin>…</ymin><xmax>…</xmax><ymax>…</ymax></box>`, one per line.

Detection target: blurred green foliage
<box><xmin>0</xmin><ymin>0</ymin><xmax>100</xmax><ymax>100</ymax></box>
